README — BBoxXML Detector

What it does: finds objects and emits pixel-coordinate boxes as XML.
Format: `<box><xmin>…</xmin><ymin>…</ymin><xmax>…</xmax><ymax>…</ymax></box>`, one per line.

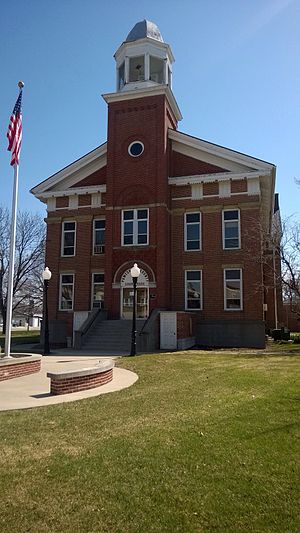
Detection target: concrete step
<box><xmin>82</xmin><ymin>319</ymin><xmax>146</xmax><ymax>351</ymax></box>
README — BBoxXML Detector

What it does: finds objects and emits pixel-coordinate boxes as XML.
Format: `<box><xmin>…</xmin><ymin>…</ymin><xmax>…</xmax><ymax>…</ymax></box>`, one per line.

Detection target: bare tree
<box><xmin>0</xmin><ymin>207</ymin><xmax>45</xmax><ymax>333</ymax></box>
<box><xmin>279</xmin><ymin>218</ymin><xmax>300</xmax><ymax>317</ymax></box>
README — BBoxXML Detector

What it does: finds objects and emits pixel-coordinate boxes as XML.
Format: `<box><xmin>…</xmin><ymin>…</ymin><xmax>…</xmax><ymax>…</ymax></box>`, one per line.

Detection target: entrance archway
<box><xmin>120</xmin><ymin>268</ymin><xmax>149</xmax><ymax>320</ymax></box>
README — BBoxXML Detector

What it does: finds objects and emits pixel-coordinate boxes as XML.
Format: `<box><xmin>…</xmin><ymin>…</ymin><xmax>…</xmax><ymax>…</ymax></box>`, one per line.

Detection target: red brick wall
<box><xmin>171</xmin><ymin>151</ymin><xmax>226</xmax><ymax>177</ymax></box>
<box><xmin>50</xmin><ymin>368</ymin><xmax>113</xmax><ymax>395</ymax></box>
<box><xmin>0</xmin><ymin>359</ymin><xmax>41</xmax><ymax>382</ymax></box>
<box><xmin>72</xmin><ymin>166</ymin><xmax>107</xmax><ymax>187</ymax></box>
<box><xmin>78</xmin><ymin>194</ymin><xmax>91</xmax><ymax>206</ymax></box>
<box><xmin>231</xmin><ymin>179</ymin><xmax>247</xmax><ymax>193</ymax></box>
<box><xmin>203</xmin><ymin>182</ymin><xmax>218</xmax><ymax>196</ymax></box>
<box><xmin>177</xmin><ymin>312</ymin><xmax>195</xmax><ymax>338</ymax></box>
<box><xmin>171</xmin><ymin>205</ymin><xmax>264</xmax><ymax>321</ymax></box>
<box><xmin>56</xmin><ymin>197</ymin><xmax>69</xmax><ymax>209</ymax></box>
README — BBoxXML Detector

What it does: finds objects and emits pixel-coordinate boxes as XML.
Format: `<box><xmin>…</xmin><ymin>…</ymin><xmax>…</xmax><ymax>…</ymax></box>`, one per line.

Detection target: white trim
<box><xmin>35</xmin><ymin>185</ymin><xmax>106</xmax><ymax>201</ymax></box>
<box><xmin>61</xmin><ymin>220</ymin><xmax>76</xmax><ymax>257</ymax></box>
<box><xmin>184</xmin><ymin>212</ymin><xmax>201</xmax><ymax>251</ymax></box>
<box><xmin>122</xmin><ymin>208</ymin><xmax>149</xmax><ymax>246</ymax></box>
<box><xmin>169</xmin><ymin>170</ymin><xmax>265</xmax><ymax>186</ymax></box>
<box><xmin>169</xmin><ymin>130</ymin><xmax>274</xmax><ymax>171</ymax></box>
<box><xmin>102</xmin><ymin>85</ymin><xmax>182</xmax><ymax>121</ymax></box>
<box><xmin>222</xmin><ymin>209</ymin><xmax>241</xmax><ymax>250</ymax></box>
<box><xmin>59</xmin><ymin>273</ymin><xmax>75</xmax><ymax>311</ymax></box>
<box><xmin>31</xmin><ymin>144</ymin><xmax>107</xmax><ymax>196</ymax></box>
<box><xmin>223</xmin><ymin>268</ymin><xmax>243</xmax><ymax>311</ymax></box>
<box><xmin>185</xmin><ymin>270</ymin><xmax>203</xmax><ymax>311</ymax></box>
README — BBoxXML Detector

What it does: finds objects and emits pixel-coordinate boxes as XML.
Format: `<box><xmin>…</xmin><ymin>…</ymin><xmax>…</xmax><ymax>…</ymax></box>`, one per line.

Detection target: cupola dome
<box><xmin>125</xmin><ymin>19</ymin><xmax>164</xmax><ymax>43</ymax></box>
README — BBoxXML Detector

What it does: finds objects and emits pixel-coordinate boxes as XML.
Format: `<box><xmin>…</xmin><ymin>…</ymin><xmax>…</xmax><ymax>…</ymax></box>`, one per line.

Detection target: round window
<box><xmin>128</xmin><ymin>141</ymin><xmax>144</xmax><ymax>157</ymax></box>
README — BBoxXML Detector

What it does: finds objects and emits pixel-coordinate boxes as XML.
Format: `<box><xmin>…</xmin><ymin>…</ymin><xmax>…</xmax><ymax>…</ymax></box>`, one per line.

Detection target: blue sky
<box><xmin>1</xmin><ymin>0</ymin><xmax>299</xmax><ymax>219</ymax></box>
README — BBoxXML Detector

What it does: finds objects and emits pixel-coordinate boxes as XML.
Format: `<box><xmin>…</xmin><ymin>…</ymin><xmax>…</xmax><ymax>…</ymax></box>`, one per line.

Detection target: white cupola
<box><xmin>114</xmin><ymin>20</ymin><xmax>175</xmax><ymax>93</ymax></box>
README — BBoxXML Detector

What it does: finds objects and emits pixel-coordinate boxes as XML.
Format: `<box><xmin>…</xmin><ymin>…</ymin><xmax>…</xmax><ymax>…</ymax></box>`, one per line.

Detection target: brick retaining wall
<box><xmin>50</xmin><ymin>368</ymin><xmax>113</xmax><ymax>395</ymax></box>
<box><xmin>0</xmin><ymin>355</ymin><xmax>41</xmax><ymax>382</ymax></box>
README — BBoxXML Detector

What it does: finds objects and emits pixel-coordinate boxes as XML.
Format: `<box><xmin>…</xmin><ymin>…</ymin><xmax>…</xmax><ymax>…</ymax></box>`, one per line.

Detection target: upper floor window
<box><xmin>92</xmin><ymin>273</ymin><xmax>104</xmax><ymax>309</ymax></box>
<box><xmin>223</xmin><ymin>209</ymin><xmax>240</xmax><ymax>249</ymax></box>
<box><xmin>122</xmin><ymin>209</ymin><xmax>149</xmax><ymax>246</ymax></box>
<box><xmin>185</xmin><ymin>212</ymin><xmax>201</xmax><ymax>251</ymax></box>
<box><xmin>61</xmin><ymin>221</ymin><xmax>76</xmax><ymax>256</ymax></box>
<box><xmin>224</xmin><ymin>269</ymin><xmax>243</xmax><ymax>310</ymax></box>
<box><xmin>59</xmin><ymin>274</ymin><xmax>74</xmax><ymax>310</ymax></box>
<box><xmin>185</xmin><ymin>270</ymin><xmax>202</xmax><ymax>310</ymax></box>
<box><xmin>93</xmin><ymin>219</ymin><xmax>105</xmax><ymax>255</ymax></box>
<box><xmin>129</xmin><ymin>56</ymin><xmax>145</xmax><ymax>82</ymax></box>
<box><xmin>150</xmin><ymin>56</ymin><xmax>164</xmax><ymax>84</ymax></box>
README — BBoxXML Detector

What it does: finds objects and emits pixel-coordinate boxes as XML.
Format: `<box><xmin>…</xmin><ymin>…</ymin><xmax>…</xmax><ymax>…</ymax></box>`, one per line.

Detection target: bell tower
<box><xmin>102</xmin><ymin>21</ymin><xmax>182</xmax><ymax>318</ymax></box>
<box><xmin>115</xmin><ymin>19</ymin><xmax>174</xmax><ymax>92</ymax></box>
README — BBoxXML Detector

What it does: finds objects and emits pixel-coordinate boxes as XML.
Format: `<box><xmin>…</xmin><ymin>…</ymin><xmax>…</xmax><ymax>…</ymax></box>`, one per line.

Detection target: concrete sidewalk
<box><xmin>0</xmin><ymin>355</ymin><xmax>138</xmax><ymax>412</ymax></box>
<box><xmin>10</xmin><ymin>344</ymin><xmax>130</xmax><ymax>357</ymax></box>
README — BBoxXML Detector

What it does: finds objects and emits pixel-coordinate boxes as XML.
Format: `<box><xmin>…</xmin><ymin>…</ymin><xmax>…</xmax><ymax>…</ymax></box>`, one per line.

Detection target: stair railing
<box><xmin>74</xmin><ymin>308</ymin><xmax>108</xmax><ymax>349</ymax></box>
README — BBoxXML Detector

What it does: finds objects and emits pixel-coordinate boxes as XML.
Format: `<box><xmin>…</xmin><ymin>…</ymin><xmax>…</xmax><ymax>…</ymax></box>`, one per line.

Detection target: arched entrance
<box><xmin>120</xmin><ymin>268</ymin><xmax>149</xmax><ymax>320</ymax></box>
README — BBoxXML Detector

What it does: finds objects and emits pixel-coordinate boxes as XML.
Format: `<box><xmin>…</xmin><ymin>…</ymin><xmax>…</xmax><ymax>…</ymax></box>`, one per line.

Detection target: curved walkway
<box><xmin>0</xmin><ymin>355</ymin><xmax>138</xmax><ymax>412</ymax></box>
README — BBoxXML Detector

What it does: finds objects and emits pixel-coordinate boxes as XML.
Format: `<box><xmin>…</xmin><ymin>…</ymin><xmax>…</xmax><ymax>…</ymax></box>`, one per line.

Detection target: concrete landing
<box><xmin>0</xmin><ymin>355</ymin><xmax>138</xmax><ymax>411</ymax></box>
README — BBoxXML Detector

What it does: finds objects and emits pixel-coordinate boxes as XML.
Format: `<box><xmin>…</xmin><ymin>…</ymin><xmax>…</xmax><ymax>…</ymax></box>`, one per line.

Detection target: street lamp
<box><xmin>130</xmin><ymin>262</ymin><xmax>140</xmax><ymax>356</ymax></box>
<box><xmin>42</xmin><ymin>267</ymin><xmax>52</xmax><ymax>355</ymax></box>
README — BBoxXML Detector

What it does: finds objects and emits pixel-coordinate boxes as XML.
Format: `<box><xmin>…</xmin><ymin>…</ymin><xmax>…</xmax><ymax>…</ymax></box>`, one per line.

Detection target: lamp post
<box><xmin>42</xmin><ymin>267</ymin><xmax>52</xmax><ymax>355</ymax></box>
<box><xmin>130</xmin><ymin>263</ymin><xmax>140</xmax><ymax>356</ymax></box>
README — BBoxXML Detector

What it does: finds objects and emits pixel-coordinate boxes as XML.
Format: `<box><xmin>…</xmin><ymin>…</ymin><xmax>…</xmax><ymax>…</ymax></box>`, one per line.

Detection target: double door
<box><xmin>122</xmin><ymin>288</ymin><xmax>148</xmax><ymax>320</ymax></box>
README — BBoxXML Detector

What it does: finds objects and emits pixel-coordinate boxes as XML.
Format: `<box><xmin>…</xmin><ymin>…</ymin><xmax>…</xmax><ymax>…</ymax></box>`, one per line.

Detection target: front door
<box><xmin>122</xmin><ymin>288</ymin><xmax>148</xmax><ymax>320</ymax></box>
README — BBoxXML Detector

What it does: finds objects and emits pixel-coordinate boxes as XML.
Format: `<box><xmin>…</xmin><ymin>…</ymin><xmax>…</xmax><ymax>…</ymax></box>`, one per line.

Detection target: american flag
<box><xmin>7</xmin><ymin>90</ymin><xmax>23</xmax><ymax>166</ymax></box>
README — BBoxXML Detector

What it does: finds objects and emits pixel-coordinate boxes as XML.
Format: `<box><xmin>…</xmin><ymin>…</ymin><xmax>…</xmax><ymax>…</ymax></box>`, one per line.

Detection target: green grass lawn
<box><xmin>0</xmin><ymin>329</ymin><xmax>40</xmax><ymax>348</ymax></box>
<box><xmin>0</xmin><ymin>351</ymin><xmax>299</xmax><ymax>532</ymax></box>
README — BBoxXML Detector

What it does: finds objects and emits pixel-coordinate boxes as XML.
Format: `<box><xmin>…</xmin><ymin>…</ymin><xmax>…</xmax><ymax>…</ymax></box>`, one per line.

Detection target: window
<box><xmin>129</xmin><ymin>56</ymin><xmax>145</xmax><ymax>82</ymax></box>
<box><xmin>92</xmin><ymin>273</ymin><xmax>104</xmax><ymax>309</ymax></box>
<box><xmin>128</xmin><ymin>141</ymin><xmax>144</xmax><ymax>157</ymax></box>
<box><xmin>224</xmin><ymin>269</ymin><xmax>242</xmax><ymax>310</ymax></box>
<box><xmin>122</xmin><ymin>209</ymin><xmax>149</xmax><ymax>246</ymax></box>
<box><xmin>118</xmin><ymin>61</ymin><xmax>125</xmax><ymax>89</ymax></box>
<box><xmin>223</xmin><ymin>209</ymin><xmax>240</xmax><ymax>249</ymax></box>
<box><xmin>59</xmin><ymin>274</ymin><xmax>74</xmax><ymax>310</ymax></box>
<box><xmin>185</xmin><ymin>212</ymin><xmax>201</xmax><ymax>251</ymax></box>
<box><xmin>61</xmin><ymin>221</ymin><xmax>76</xmax><ymax>256</ymax></box>
<box><xmin>185</xmin><ymin>271</ymin><xmax>202</xmax><ymax>310</ymax></box>
<box><xmin>150</xmin><ymin>56</ymin><xmax>164</xmax><ymax>84</ymax></box>
<box><xmin>93</xmin><ymin>219</ymin><xmax>105</xmax><ymax>254</ymax></box>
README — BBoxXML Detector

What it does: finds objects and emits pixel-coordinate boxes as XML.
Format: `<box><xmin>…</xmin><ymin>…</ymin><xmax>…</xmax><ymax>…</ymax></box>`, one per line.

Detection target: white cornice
<box><xmin>114</xmin><ymin>38</ymin><xmax>175</xmax><ymax>63</ymax></box>
<box><xmin>169</xmin><ymin>170</ymin><xmax>268</xmax><ymax>186</ymax></box>
<box><xmin>102</xmin><ymin>85</ymin><xmax>182</xmax><ymax>121</ymax></box>
<box><xmin>31</xmin><ymin>143</ymin><xmax>107</xmax><ymax>196</ymax></box>
<box><xmin>169</xmin><ymin>130</ymin><xmax>274</xmax><ymax>172</ymax></box>
<box><xmin>35</xmin><ymin>185</ymin><xmax>106</xmax><ymax>200</ymax></box>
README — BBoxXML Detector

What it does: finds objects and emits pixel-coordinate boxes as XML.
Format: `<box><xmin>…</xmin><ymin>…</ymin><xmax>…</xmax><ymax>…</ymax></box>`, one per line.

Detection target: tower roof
<box><xmin>125</xmin><ymin>20</ymin><xmax>164</xmax><ymax>43</ymax></box>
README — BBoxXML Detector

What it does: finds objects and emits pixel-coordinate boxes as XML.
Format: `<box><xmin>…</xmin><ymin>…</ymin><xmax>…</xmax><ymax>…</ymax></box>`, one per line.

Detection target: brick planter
<box><xmin>0</xmin><ymin>355</ymin><xmax>42</xmax><ymax>382</ymax></box>
<box><xmin>47</xmin><ymin>359</ymin><xmax>114</xmax><ymax>395</ymax></box>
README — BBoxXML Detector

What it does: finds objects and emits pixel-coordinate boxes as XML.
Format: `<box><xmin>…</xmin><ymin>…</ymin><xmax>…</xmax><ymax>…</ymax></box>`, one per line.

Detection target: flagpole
<box><xmin>3</xmin><ymin>163</ymin><xmax>19</xmax><ymax>358</ymax></box>
<box><xmin>2</xmin><ymin>81</ymin><xmax>24</xmax><ymax>360</ymax></box>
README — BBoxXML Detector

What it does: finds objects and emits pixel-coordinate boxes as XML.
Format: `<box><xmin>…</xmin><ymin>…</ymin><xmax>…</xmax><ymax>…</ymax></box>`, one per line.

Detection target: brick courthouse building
<box><xmin>31</xmin><ymin>20</ymin><xmax>280</xmax><ymax>350</ymax></box>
